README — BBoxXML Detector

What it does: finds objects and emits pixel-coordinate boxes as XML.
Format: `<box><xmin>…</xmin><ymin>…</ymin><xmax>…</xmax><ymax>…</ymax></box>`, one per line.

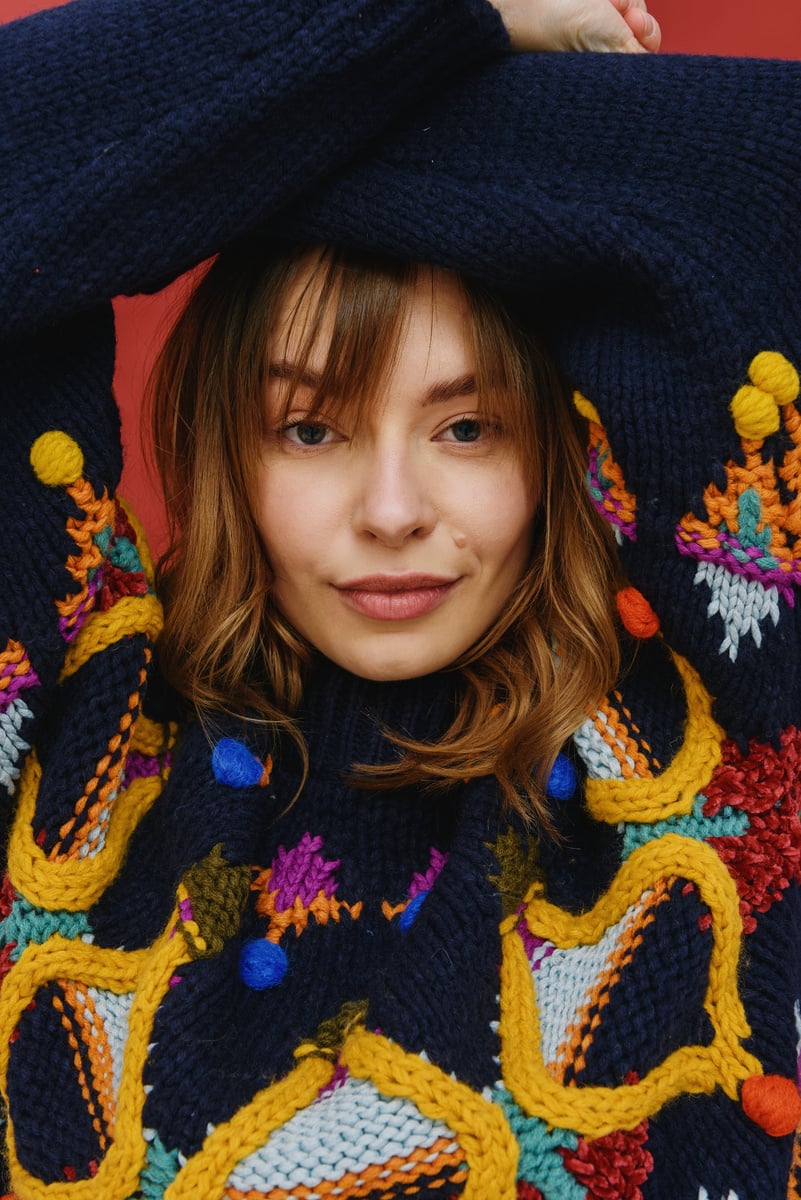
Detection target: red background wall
<box><xmin>2</xmin><ymin>0</ymin><xmax>799</xmax><ymax>552</ymax></box>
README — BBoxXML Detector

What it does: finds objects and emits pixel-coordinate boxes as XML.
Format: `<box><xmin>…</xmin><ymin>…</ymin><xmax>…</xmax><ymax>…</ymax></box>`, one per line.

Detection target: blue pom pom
<box><xmin>239</xmin><ymin>939</ymin><xmax>288</xmax><ymax>989</ymax></box>
<box><xmin>399</xmin><ymin>890</ymin><xmax>429</xmax><ymax>932</ymax></box>
<box><xmin>546</xmin><ymin>753</ymin><xmax>577</xmax><ymax>801</ymax></box>
<box><xmin>212</xmin><ymin>738</ymin><xmax>264</xmax><ymax>788</ymax></box>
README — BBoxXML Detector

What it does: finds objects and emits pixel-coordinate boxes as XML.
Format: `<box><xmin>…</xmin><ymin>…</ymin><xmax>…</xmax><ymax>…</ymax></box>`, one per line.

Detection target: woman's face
<box><xmin>253</xmin><ymin>265</ymin><xmax>537</xmax><ymax>680</ymax></box>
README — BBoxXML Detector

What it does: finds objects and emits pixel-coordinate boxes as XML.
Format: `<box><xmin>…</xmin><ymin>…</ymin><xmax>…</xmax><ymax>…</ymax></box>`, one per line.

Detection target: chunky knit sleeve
<box><xmin>0</xmin><ymin>0</ymin><xmax>508</xmax><ymax>822</ymax></box>
<box><xmin>0</xmin><ymin>0</ymin><xmax>508</xmax><ymax>338</ymax></box>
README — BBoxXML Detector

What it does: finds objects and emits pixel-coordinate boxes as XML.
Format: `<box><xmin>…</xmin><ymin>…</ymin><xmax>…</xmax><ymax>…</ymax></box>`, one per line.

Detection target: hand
<box><xmin>494</xmin><ymin>0</ymin><xmax>662</xmax><ymax>54</ymax></box>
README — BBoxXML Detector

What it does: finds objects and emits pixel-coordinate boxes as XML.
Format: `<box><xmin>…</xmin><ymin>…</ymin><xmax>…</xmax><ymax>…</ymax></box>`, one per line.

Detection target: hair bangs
<box><xmin>264</xmin><ymin>246</ymin><xmax>417</xmax><ymax>432</ymax></box>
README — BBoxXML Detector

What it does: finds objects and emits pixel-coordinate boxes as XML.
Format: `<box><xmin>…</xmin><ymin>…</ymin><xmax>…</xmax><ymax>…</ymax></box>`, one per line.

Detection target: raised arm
<box><xmin>0</xmin><ymin>0</ymin><xmax>660</xmax><ymax>341</ymax></box>
<box><xmin>0</xmin><ymin>0</ymin><xmax>513</xmax><ymax>339</ymax></box>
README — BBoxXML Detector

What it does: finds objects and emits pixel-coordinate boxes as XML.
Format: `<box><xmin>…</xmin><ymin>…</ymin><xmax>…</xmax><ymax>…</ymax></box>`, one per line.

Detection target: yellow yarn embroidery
<box><xmin>499</xmin><ymin>835</ymin><xmax>760</xmax><ymax>1139</ymax></box>
<box><xmin>584</xmin><ymin>650</ymin><xmax>724</xmax><ymax>824</ymax></box>
<box><xmin>60</xmin><ymin>594</ymin><xmax>163</xmax><ymax>682</ymax></box>
<box><xmin>7</xmin><ymin>752</ymin><xmax>164</xmax><ymax>911</ymax></box>
<box><xmin>0</xmin><ymin>918</ymin><xmax>189</xmax><ymax>1200</ymax></box>
<box><xmin>341</xmin><ymin>1028</ymin><xmax>519</xmax><ymax>1199</ymax></box>
<box><xmin>163</xmin><ymin>1057</ymin><xmax>333</xmax><ymax>1200</ymax></box>
<box><xmin>161</xmin><ymin>1024</ymin><xmax>518</xmax><ymax>1197</ymax></box>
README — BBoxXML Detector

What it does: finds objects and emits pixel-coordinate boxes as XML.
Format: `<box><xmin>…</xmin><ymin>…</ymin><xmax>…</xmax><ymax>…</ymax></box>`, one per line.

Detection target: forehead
<box><xmin>270</xmin><ymin>252</ymin><xmax>473</xmax><ymax>369</ymax></box>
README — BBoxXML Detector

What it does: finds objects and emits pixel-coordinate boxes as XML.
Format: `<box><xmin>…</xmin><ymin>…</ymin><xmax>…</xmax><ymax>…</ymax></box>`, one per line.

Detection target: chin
<box><xmin>329</xmin><ymin>645</ymin><xmax>456</xmax><ymax>682</ymax></box>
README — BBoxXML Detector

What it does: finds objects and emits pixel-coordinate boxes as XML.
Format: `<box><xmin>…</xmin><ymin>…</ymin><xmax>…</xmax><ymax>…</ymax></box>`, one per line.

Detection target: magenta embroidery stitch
<box><xmin>517</xmin><ymin>911</ymin><xmax>555</xmax><ymax>970</ymax></box>
<box><xmin>58</xmin><ymin>574</ymin><xmax>102</xmax><ymax>642</ymax></box>
<box><xmin>269</xmin><ymin>833</ymin><xmax>341</xmax><ymax>910</ymax></box>
<box><xmin>0</xmin><ymin>661</ymin><xmax>39</xmax><ymax>713</ymax></box>
<box><xmin>122</xmin><ymin>749</ymin><xmax>171</xmax><ymax>785</ymax></box>
<box><xmin>408</xmin><ymin>847</ymin><xmax>450</xmax><ymax>898</ymax></box>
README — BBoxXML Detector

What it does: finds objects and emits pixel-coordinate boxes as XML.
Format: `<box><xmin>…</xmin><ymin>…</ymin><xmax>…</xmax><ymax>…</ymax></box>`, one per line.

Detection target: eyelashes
<box><xmin>275</xmin><ymin>414</ymin><xmax>504</xmax><ymax>449</ymax></box>
<box><xmin>281</xmin><ymin>420</ymin><xmax>339</xmax><ymax>447</ymax></box>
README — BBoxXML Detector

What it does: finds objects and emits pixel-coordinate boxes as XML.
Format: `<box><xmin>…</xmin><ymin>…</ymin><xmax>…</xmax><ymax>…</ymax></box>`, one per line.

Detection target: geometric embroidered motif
<box><xmin>519</xmin><ymin>883</ymin><xmax>674</xmax><ymax>1080</ymax></box>
<box><xmin>0</xmin><ymin>638</ymin><xmax>39</xmax><ymax>797</ymax></box>
<box><xmin>250</xmin><ymin>833</ymin><xmax>363</xmax><ymax>944</ymax></box>
<box><xmin>676</xmin><ymin>351</ymin><xmax>801</xmax><ymax>660</ymax></box>
<box><xmin>29</xmin><ymin>430</ymin><xmax>150</xmax><ymax>645</ymax></box>
<box><xmin>574</xmin><ymin>392</ymin><xmax>637</xmax><ymax>545</ymax></box>
<box><xmin>500</xmin><ymin>838</ymin><xmax>760</xmax><ymax>1141</ymax></box>
<box><xmin>223</xmin><ymin>1071</ymin><xmax>466</xmax><ymax>1197</ymax></box>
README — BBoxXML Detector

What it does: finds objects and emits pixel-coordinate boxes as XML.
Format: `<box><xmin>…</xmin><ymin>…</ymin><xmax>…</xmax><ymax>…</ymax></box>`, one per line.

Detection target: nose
<box><xmin>352</xmin><ymin>446</ymin><xmax>437</xmax><ymax>547</ymax></box>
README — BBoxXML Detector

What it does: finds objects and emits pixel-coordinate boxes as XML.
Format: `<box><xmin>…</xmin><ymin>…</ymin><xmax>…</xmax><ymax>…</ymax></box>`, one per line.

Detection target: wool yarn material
<box><xmin>0</xmin><ymin>1</ymin><xmax>800</xmax><ymax>1197</ymax></box>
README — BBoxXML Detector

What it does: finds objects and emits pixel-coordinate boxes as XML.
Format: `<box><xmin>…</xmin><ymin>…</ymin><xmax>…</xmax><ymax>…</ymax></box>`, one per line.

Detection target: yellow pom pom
<box><xmin>730</xmin><ymin>384</ymin><xmax>781</xmax><ymax>441</ymax></box>
<box><xmin>748</xmin><ymin>350</ymin><xmax>800</xmax><ymax>406</ymax></box>
<box><xmin>30</xmin><ymin>431</ymin><xmax>84</xmax><ymax>487</ymax></box>
<box><xmin>573</xmin><ymin>391</ymin><xmax>601</xmax><ymax>425</ymax></box>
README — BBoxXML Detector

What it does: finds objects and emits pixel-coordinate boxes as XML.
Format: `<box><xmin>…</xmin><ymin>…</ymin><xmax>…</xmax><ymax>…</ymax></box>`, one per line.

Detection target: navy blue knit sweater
<box><xmin>1</xmin><ymin>2</ymin><xmax>800</xmax><ymax>1198</ymax></box>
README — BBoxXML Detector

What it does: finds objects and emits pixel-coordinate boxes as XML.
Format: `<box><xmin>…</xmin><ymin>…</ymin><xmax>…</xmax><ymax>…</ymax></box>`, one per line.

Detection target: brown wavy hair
<box><xmin>149</xmin><ymin>240</ymin><xmax>620</xmax><ymax>826</ymax></box>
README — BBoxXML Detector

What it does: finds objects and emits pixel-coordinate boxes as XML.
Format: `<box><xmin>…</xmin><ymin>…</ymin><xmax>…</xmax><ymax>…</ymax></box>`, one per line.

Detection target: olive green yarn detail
<box><xmin>181</xmin><ymin>843</ymin><xmax>251</xmax><ymax>959</ymax></box>
<box><xmin>486</xmin><ymin>827</ymin><xmax>542</xmax><ymax>919</ymax></box>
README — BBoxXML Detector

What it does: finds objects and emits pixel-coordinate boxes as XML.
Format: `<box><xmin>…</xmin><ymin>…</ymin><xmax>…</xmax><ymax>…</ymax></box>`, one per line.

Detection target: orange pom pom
<box><xmin>616</xmin><ymin>586</ymin><xmax>660</xmax><ymax>639</ymax></box>
<box><xmin>742</xmin><ymin>1074</ymin><xmax>801</xmax><ymax>1137</ymax></box>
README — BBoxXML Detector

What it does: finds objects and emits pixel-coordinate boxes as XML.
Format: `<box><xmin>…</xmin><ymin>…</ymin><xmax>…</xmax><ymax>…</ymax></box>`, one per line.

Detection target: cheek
<box><xmin>251</xmin><ymin>466</ymin><xmax>297</xmax><ymax>583</ymax></box>
<box><xmin>470</xmin><ymin>467</ymin><xmax>537</xmax><ymax>572</ymax></box>
<box><xmin>252</xmin><ymin>462</ymin><xmax>338</xmax><ymax>592</ymax></box>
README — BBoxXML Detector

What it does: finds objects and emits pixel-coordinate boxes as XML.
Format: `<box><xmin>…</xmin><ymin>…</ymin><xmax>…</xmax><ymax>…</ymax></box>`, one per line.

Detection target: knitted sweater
<box><xmin>1</xmin><ymin>2</ymin><xmax>801</xmax><ymax>1198</ymax></box>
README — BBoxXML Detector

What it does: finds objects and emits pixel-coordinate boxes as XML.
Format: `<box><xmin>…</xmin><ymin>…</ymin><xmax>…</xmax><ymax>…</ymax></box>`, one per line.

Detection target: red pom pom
<box><xmin>742</xmin><ymin>1074</ymin><xmax>801</xmax><ymax>1137</ymax></box>
<box><xmin>616</xmin><ymin>586</ymin><xmax>660</xmax><ymax>639</ymax></box>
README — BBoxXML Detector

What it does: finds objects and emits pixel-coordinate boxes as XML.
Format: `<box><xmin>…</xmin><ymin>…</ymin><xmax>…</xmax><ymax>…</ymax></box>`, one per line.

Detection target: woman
<box><xmin>1</xmin><ymin>1</ymin><xmax>799</xmax><ymax>1198</ymax></box>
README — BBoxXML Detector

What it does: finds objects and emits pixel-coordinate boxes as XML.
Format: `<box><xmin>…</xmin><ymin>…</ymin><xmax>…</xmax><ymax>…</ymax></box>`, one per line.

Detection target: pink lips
<box><xmin>334</xmin><ymin>573</ymin><xmax>459</xmax><ymax>620</ymax></box>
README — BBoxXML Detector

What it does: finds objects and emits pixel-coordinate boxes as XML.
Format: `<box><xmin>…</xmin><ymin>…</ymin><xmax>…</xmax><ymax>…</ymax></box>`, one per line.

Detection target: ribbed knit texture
<box><xmin>1</xmin><ymin>2</ymin><xmax>800</xmax><ymax>1197</ymax></box>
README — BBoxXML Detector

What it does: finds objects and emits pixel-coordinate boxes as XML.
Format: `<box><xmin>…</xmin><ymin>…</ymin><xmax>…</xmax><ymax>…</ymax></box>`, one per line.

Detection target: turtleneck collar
<box><xmin>298</xmin><ymin>654</ymin><xmax>461</xmax><ymax>777</ymax></box>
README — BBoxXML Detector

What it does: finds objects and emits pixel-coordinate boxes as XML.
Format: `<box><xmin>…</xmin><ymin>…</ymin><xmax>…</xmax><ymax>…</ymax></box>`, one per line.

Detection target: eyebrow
<box><xmin>268</xmin><ymin>361</ymin><xmax>478</xmax><ymax>405</ymax></box>
<box><xmin>423</xmin><ymin>373</ymin><xmax>478</xmax><ymax>405</ymax></box>
<box><xmin>267</xmin><ymin>361</ymin><xmax>322</xmax><ymax>389</ymax></box>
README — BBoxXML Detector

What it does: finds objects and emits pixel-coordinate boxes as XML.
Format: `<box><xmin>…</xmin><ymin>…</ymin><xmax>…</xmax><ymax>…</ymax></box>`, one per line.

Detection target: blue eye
<box><xmin>448</xmin><ymin>418</ymin><xmax>482</xmax><ymax>442</ymax></box>
<box><xmin>286</xmin><ymin>422</ymin><xmax>330</xmax><ymax>445</ymax></box>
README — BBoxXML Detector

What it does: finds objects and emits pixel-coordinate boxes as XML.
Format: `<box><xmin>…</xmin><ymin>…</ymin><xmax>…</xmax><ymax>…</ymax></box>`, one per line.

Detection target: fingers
<box><xmin>609</xmin><ymin>0</ymin><xmax>662</xmax><ymax>52</ymax></box>
<box><xmin>494</xmin><ymin>0</ymin><xmax>661</xmax><ymax>54</ymax></box>
<box><xmin>627</xmin><ymin>7</ymin><xmax>662</xmax><ymax>52</ymax></box>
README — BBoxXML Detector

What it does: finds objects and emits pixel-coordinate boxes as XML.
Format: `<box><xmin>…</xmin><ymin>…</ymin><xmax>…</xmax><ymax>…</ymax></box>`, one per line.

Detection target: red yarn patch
<box><xmin>0</xmin><ymin>874</ymin><xmax>15</xmax><ymax>920</ymax></box>
<box><xmin>559</xmin><ymin>1120</ymin><xmax>653</xmax><ymax>1199</ymax></box>
<box><xmin>97</xmin><ymin>560</ymin><xmax>148</xmax><ymax>610</ymax></box>
<box><xmin>517</xmin><ymin>1184</ymin><xmax>545</xmax><ymax>1200</ymax></box>
<box><xmin>0</xmin><ymin>944</ymin><xmax>16</xmax><ymax>987</ymax></box>
<box><xmin>703</xmin><ymin>727</ymin><xmax>801</xmax><ymax>933</ymax></box>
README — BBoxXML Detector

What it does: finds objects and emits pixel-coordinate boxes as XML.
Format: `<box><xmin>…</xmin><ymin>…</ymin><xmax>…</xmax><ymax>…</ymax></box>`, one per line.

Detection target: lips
<box><xmin>334</xmin><ymin>574</ymin><xmax>460</xmax><ymax>620</ymax></box>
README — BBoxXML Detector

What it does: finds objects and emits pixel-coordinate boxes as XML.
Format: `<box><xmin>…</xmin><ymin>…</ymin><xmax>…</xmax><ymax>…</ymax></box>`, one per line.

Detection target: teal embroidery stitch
<box><xmin>493</xmin><ymin>1086</ymin><xmax>584</xmax><ymax>1199</ymax></box>
<box><xmin>0</xmin><ymin>895</ymin><xmax>92</xmax><ymax>960</ymax></box>
<box><xmin>621</xmin><ymin>795</ymin><xmax>749</xmax><ymax>860</ymax></box>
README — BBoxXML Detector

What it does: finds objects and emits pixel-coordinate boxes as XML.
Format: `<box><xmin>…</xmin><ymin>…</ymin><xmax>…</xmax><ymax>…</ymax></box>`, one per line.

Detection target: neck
<box><xmin>298</xmin><ymin>655</ymin><xmax>460</xmax><ymax>775</ymax></box>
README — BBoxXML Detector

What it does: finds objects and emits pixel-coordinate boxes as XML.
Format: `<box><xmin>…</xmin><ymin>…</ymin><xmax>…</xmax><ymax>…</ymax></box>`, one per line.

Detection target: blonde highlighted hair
<box><xmin>149</xmin><ymin>241</ymin><xmax>620</xmax><ymax>827</ymax></box>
